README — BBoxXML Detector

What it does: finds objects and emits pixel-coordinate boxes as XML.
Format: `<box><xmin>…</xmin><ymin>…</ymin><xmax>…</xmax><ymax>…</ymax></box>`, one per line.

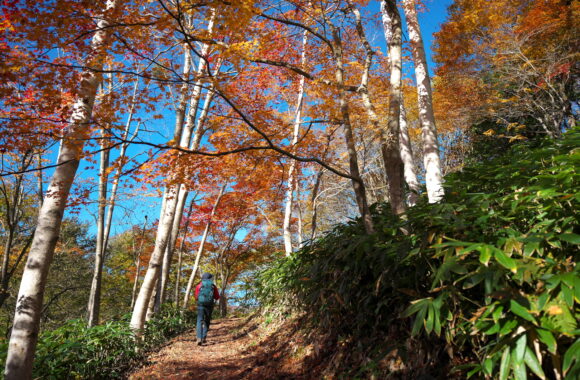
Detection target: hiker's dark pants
<box><xmin>196</xmin><ymin>303</ymin><xmax>213</xmax><ymax>340</ymax></box>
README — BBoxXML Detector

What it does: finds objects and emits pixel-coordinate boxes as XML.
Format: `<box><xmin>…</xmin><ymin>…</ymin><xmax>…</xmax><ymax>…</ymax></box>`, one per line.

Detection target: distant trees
<box><xmin>433</xmin><ymin>0</ymin><xmax>578</xmax><ymax>140</ymax></box>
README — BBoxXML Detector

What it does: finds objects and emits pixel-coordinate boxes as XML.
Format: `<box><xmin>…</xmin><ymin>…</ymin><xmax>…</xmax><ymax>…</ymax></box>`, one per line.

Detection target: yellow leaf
<box><xmin>483</xmin><ymin>129</ymin><xmax>495</xmax><ymax>136</ymax></box>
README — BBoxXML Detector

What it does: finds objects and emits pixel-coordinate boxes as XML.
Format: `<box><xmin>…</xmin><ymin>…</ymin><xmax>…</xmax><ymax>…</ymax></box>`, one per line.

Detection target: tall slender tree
<box><xmin>379</xmin><ymin>0</ymin><xmax>406</xmax><ymax>215</ymax></box>
<box><xmin>402</xmin><ymin>0</ymin><xmax>444</xmax><ymax>203</ymax></box>
<box><xmin>283</xmin><ymin>30</ymin><xmax>308</xmax><ymax>256</ymax></box>
<box><xmin>4</xmin><ymin>1</ymin><xmax>121</xmax><ymax>377</ymax></box>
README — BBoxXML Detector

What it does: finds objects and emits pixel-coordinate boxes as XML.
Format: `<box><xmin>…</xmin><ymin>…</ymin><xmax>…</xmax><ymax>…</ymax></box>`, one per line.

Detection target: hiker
<box><xmin>194</xmin><ymin>272</ymin><xmax>220</xmax><ymax>345</ymax></box>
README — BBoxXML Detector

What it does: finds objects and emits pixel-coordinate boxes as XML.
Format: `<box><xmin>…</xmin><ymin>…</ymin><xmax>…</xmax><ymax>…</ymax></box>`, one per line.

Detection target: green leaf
<box><xmin>493</xmin><ymin>305</ymin><xmax>504</xmax><ymax>322</ymax></box>
<box><xmin>559</xmin><ymin>233</ymin><xmax>580</xmax><ymax>244</ymax></box>
<box><xmin>512</xmin><ymin>361</ymin><xmax>527</xmax><ymax>380</ymax></box>
<box><xmin>523</xmin><ymin>346</ymin><xmax>545</xmax><ymax>379</ymax></box>
<box><xmin>575</xmin><ymin>276</ymin><xmax>580</xmax><ymax>303</ymax></box>
<box><xmin>479</xmin><ymin>245</ymin><xmax>492</xmax><ymax>266</ymax></box>
<box><xmin>483</xmin><ymin>357</ymin><xmax>493</xmax><ymax>376</ymax></box>
<box><xmin>561</xmin><ymin>284</ymin><xmax>574</xmax><ymax>308</ymax></box>
<box><xmin>499</xmin><ymin>319</ymin><xmax>518</xmax><ymax>336</ymax></box>
<box><xmin>433</xmin><ymin>302</ymin><xmax>442</xmax><ymax>336</ymax></box>
<box><xmin>426</xmin><ymin>304</ymin><xmax>435</xmax><ymax>334</ymax></box>
<box><xmin>411</xmin><ymin>305</ymin><xmax>427</xmax><ymax>336</ymax></box>
<box><xmin>563</xmin><ymin>339</ymin><xmax>580</xmax><ymax>375</ymax></box>
<box><xmin>510</xmin><ymin>299</ymin><xmax>537</xmax><ymax>324</ymax></box>
<box><xmin>500</xmin><ymin>346</ymin><xmax>511</xmax><ymax>380</ymax></box>
<box><xmin>514</xmin><ymin>333</ymin><xmax>527</xmax><ymax>365</ymax></box>
<box><xmin>536</xmin><ymin>329</ymin><xmax>557</xmax><ymax>354</ymax></box>
<box><xmin>494</xmin><ymin>248</ymin><xmax>517</xmax><ymax>273</ymax></box>
<box><xmin>484</xmin><ymin>323</ymin><xmax>500</xmax><ymax>335</ymax></box>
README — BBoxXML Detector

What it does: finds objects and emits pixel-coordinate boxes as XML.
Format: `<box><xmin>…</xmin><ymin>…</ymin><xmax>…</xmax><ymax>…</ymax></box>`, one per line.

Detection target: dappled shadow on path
<box><xmin>129</xmin><ymin>317</ymin><xmax>315</xmax><ymax>380</ymax></box>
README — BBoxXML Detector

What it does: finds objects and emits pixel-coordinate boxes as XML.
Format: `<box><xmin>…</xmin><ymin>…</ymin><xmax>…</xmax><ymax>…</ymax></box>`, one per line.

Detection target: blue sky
<box><xmin>68</xmin><ymin>0</ymin><xmax>455</xmax><ymax>238</ymax></box>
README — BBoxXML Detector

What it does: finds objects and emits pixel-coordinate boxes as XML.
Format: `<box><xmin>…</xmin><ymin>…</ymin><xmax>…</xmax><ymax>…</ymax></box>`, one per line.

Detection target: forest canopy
<box><xmin>0</xmin><ymin>0</ymin><xmax>577</xmax><ymax>378</ymax></box>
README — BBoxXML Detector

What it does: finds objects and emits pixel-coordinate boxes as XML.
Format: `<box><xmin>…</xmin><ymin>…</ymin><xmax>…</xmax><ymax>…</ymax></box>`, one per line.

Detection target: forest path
<box><xmin>129</xmin><ymin>317</ymin><xmax>303</xmax><ymax>379</ymax></box>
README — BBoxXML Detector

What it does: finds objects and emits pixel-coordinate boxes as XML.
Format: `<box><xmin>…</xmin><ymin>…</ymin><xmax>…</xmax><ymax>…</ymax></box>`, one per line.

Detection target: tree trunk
<box><xmin>331</xmin><ymin>25</ymin><xmax>374</xmax><ymax>233</ymax></box>
<box><xmin>283</xmin><ymin>30</ymin><xmax>308</xmax><ymax>256</ymax></box>
<box><xmin>102</xmin><ymin>80</ymin><xmax>140</xmax><ymax>252</ymax></box>
<box><xmin>182</xmin><ymin>185</ymin><xmax>225</xmax><ymax>309</ymax></box>
<box><xmin>159</xmin><ymin>189</ymin><xmax>187</xmax><ymax>305</ymax></box>
<box><xmin>174</xmin><ymin>197</ymin><xmax>196</xmax><ymax>308</ymax></box>
<box><xmin>380</xmin><ymin>0</ymin><xmax>406</xmax><ymax>215</ymax></box>
<box><xmin>309</xmin><ymin>169</ymin><xmax>323</xmax><ymax>241</ymax></box>
<box><xmin>130</xmin><ymin>255</ymin><xmax>141</xmax><ymax>310</ymax></box>
<box><xmin>402</xmin><ymin>0</ymin><xmax>444</xmax><ymax>203</ymax></box>
<box><xmin>351</xmin><ymin>2</ymin><xmax>406</xmax><ymax>215</ymax></box>
<box><xmin>159</xmin><ymin>58</ymin><xmax>221</xmax><ymax>306</ymax></box>
<box><xmin>398</xmin><ymin>103</ymin><xmax>420</xmax><ymax>205</ymax></box>
<box><xmin>130</xmin><ymin>185</ymin><xmax>179</xmax><ymax>333</ymax></box>
<box><xmin>296</xmin><ymin>192</ymin><xmax>303</xmax><ymax>249</ymax></box>
<box><xmin>219</xmin><ymin>289</ymin><xmax>227</xmax><ymax>317</ymax></box>
<box><xmin>157</xmin><ymin>37</ymin><xmax>219</xmax><ymax>309</ymax></box>
<box><xmin>130</xmin><ymin>18</ymin><xmax>218</xmax><ymax>329</ymax></box>
<box><xmin>87</xmin><ymin>127</ymin><xmax>110</xmax><ymax>327</ymax></box>
<box><xmin>4</xmin><ymin>1</ymin><xmax>119</xmax><ymax>378</ymax></box>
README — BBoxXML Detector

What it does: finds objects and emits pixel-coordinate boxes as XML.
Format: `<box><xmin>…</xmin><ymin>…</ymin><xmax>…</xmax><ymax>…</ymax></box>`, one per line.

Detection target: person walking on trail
<box><xmin>195</xmin><ymin>272</ymin><xmax>220</xmax><ymax>346</ymax></box>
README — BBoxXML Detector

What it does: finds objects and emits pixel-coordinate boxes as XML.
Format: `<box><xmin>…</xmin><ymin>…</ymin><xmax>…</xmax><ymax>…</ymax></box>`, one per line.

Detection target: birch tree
<box><xmin>283</xmin><ymin>30</ymin><xmax>308</xmax><ymax>256</ymax></box>
<box><xmin>86</xmin><ymin>126</ymin><xmax>110</xmax><ymax>327</ymax></box>
<box><xmin>379</xmin><ymin>0</ymin><xmax>406</xmax><ymax>215</ymax></box>
<box><xmin>130</xmin><ymin>14</ymin><xmax>218</xmax><ymax>331</ymax></box>
<box><xmin>349</xmin><ymin>2</ymin><xmax>406</xmax><ymax>214</ymax></box>
<box><xmin>402</xmin><ymin>0</ymin><xmax>444</xmax><ymax>203</ymax></box>
<box><xmin>380</xmin><ymin>3</ymin><xmax>421</xmax><ymax>206</ymax></box>
<box><xmin>4</xmin><ymin>1</ymin><xmax>121</xmax><ymax>378</ymax></box>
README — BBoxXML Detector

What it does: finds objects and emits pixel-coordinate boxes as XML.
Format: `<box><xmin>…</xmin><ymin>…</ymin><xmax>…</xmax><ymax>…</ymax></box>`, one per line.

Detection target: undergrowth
<box><xmin>0</xmin><ymin>307</ymin><xmax>196</xmax><ymax>379</ymax></box>
<box><xmin>256</xmin><ymin>128</ymin><xmax>580</xmax><ymax>379</ymax></box>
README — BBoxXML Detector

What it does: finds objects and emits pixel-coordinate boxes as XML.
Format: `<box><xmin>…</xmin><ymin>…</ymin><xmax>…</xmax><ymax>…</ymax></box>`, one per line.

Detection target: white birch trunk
<box><xmin>350</xmin><ymin>2</ymin><xmax>405</xmax><ymax>214</ymax></box>
<box><xmin>182</xmin><ymin>185</ymin><xmax>225</xmax><ymax>310</ymax></box>
<box><xmin>4</xmin><ymin>1</ymin><xmax>119</xmax><ymax>378</ymax></box>
<box><xmin>296</xmin><ymin>192</ymin><xmax>303</xmax><ymax>249</ymax></box>
<box><xmin>174</xmin><ymin>197</ymin><xmax>196</xmax><ymax>307</ymax></box>
<box><xmin>130</xmin><ymin>186</ymin><xmax>179</xmax><ymax>333</ymax></box>
<box><xmin>380</xmin><ymin>0</ymin><xmax>406</xmax><ymax>215</ymax></box>
<box><xmin>398</xmin><ymin>104</ymin><xmax>420</xmax><ymax>205</ymax></box>
<box><xmin>381</xmin><ymin>0</ymin><xmax>420</xmax><ymax>207</ymax></box>
<box><xmin>283</xmin><ymin>31</ymin><xmax>307</xmax><ymax>256</ymax></box>
<box><xmin>87</xmin><ymin>126</ymin><xmax>110</xmax><ymax>327</ymax></box>
<box><xmin>158</xmin><ymin>57</ymin><xmax>221</xmax><ymax>305</ymax></box>
<box><xmin>130</xmin><ymin>17</ymin><xmax>216</xmax><ymax>329</ymax></box>
<box><xmin>402</xmin><ymin>0</ymin><xmax>444</xmax><ymax>203</ymax></box>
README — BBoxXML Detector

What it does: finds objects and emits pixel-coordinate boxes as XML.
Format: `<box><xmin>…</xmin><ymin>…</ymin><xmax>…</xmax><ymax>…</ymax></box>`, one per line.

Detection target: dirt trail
<box><xmin>129</xmin><ymin>317</ymin><xmax>308</xmax><ymax>380</ymax></box>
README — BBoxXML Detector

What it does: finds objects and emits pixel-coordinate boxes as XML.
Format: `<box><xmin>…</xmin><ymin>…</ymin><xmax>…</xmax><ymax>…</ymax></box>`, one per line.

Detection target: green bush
<box><xmin>256</xmin><ymin>127</ymin><xmax>580</xmax><ymax>378</ymax></box>
<box><xmin>0</xmin><ymin>308</ymin><xmax>196</xmax><ymax>379</ymax></box>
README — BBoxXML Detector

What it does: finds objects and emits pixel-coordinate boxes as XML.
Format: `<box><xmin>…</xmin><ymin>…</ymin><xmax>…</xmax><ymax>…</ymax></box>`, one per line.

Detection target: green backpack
<box><xmin>197</xmin><ymin>279</ymin><xmax>214</xmax><ymax>306</ymax></box>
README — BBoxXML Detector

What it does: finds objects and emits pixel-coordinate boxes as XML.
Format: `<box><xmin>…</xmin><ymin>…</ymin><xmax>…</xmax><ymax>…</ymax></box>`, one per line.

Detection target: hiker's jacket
<box><xmin>194</xmin><ymin>282</ymin><xmax>220</xmax><ymax>301</ymax></box>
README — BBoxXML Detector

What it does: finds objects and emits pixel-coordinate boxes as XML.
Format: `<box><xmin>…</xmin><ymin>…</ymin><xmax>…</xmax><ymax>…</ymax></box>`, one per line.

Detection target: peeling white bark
<box><xmin>381</xmin><ymin>0</ymin><xmax>421</xmax><ymax>207</ymax></box>
<box><xmin>380</xmin><ymin>0</ymin><xmax>406</xmax><ymax>215</ymax></box>
<box><xmin>4</xmin><ymin>1</ymin><xmax>120</xmax><ymax>378</ymax></box>
<box><xmin>283</xmin><ymin>30</ymin><xmax>307</xmax><ymax>256</ymax></box>
<box><xmin>402</xmin><ymin>0</ymin><xmax>444</xmax><ymax>203</ymax></box>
